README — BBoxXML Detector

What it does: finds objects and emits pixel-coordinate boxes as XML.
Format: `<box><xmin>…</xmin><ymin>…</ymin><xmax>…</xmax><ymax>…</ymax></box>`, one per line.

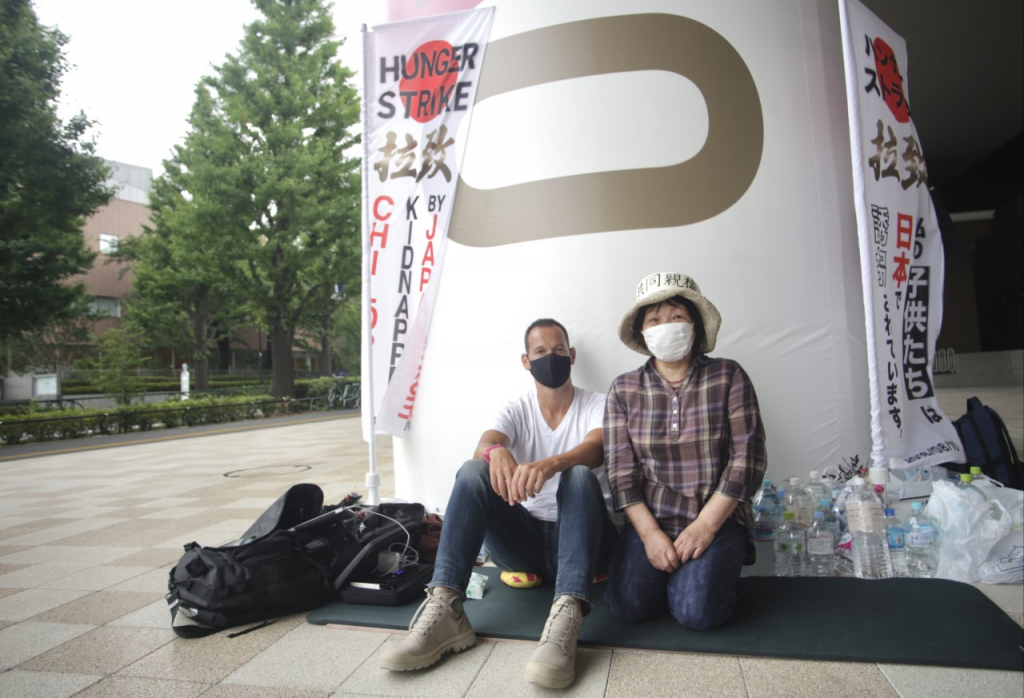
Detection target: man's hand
<box><xmin>488</xmin><ymin>447</ymin><xmax>519</xmax><ymax>504</ymax></box>
<box><xmin>639</xmin><ymin>528</ymin><xmax>681</xmax><ymax>573</ymax></box>
<box><xmin>673</xmin><ymin>520</ymin><xmax>717</xmax><ymax>564</ymax></box>
<box><xmin>508</xmin><ymin>460</ymin><xmax>555</xmax><ymax>505</ymax></box>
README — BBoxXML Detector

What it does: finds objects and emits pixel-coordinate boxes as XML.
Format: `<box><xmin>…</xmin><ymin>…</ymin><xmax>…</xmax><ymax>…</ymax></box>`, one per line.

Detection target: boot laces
<box><xmin>408</xmin><ymin>589</ymin><xmax>456</xmax><ymax>635</ymax></box>
<box><xmin>540</xmin><ymin>596</ymin><xmax>580</xmax><ymax>652</ymax></box>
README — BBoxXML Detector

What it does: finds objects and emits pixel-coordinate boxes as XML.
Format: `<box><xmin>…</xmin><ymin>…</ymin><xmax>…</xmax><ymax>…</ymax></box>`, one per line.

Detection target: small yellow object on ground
<box><xmin>500</xmin><ymin>570</ymin><xmax>543</xmax><ymax>588</ymax></box>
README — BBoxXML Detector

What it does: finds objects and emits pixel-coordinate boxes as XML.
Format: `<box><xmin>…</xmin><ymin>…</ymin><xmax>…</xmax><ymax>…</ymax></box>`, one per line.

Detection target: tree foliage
<box><xmin>114</xmin><ymin>157</ymin><xmax>250</xmax><ymax>391</ymax></box>
<box><xmin>162</xmin><ymin>0</ymin><xmax>361</xmax><ymax>398</ymax></box>
<box><xmin>93</xmin><ymin>327</ymin><xmax>148</xmax><ymax>406</ymax></box>
<box><xmin>0</xmin><ymin>0</ymin><xmax>113</xmax><ymax>353</ymax></box>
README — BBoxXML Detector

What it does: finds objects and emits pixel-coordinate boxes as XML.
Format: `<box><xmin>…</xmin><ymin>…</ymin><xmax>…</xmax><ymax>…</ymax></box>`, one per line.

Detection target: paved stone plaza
<box><xmin>0</xmin><ymin>387</ymin><xmax>1021</xmax><ymax>697</ymax></box>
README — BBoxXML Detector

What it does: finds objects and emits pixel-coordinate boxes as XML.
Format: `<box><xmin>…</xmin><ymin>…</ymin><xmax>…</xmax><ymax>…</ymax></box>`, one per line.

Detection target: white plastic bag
<box><xmin>924</xmin><ymin>480</ymin><xmax>1011</xmax><ymax>583</ymax></box>
<box><xmin>976</xmin><ymin>482</ymin><xmax>1024</xmax><ymax>584</ymax></box>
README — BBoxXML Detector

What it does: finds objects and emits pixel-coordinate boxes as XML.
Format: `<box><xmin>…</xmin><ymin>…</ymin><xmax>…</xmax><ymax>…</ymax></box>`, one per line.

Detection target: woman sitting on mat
<box><xmin>603</xmin><ymin>271</ymin><xmax>767</xmax><ymax>630</ymax></box>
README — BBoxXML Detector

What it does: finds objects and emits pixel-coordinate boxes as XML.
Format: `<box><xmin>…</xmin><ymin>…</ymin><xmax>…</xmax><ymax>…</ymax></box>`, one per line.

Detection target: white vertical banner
<box><xmin>361</xmin><ymin>7</ymin><xmax>495</xmax><ymax>439</ymax></box>
<box><xmin>839</xmin><ymin>0</ymin><xmax>964</xmax><ymax>469</ymax></box>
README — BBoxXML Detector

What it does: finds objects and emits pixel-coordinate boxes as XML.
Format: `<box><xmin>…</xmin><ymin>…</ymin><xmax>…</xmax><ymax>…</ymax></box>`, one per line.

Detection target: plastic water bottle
<box><xmin>903</xmin><ymin>501</ymin><xmax>939</xmax><ymax>578</ymax></box>
<box><xmin>832</xmin><ymin>479</ymin><xmax>856</xmax><ymax>533</ymax></box>
<box><xmin>804</xmin><ymin>471</ymin><xmax>833</xmax><ymax>507</ymax></box>
<box><xmin>957</xmin><ymin>473</ymin><xmax>988</xmax><ymax>500</ymax></box>
<box><xmin>753</xmin><ymin>478</ymin><xmax>782</xmax><ymax>529</ymax></box>
<box><xmin>774</xmin><ymin>511</ymin><xmax>806</xmax><ymax>577</ymax></box>
<box><xmin>818</xmin><ymin>498</ymin><xmax>842</xmax><ymax>542</ymax></box>
<box><xmin>883</xmin><ymin>508</ymin><xmax>908</xmax><ymax>577</ymax></box>
<box><xmin>846</xmin><ymin>476</ymin><xmax>892</xmax><ymax>579</ymax></box>
<box><xmin>784</xmin><ymin>477</ymin><xmax>814</xmax><ymax>529</ymax></box>
<box><xmin>806</xmin><ymin>510</ymin><xmax>835</xmax><ymax>577</ymax></box>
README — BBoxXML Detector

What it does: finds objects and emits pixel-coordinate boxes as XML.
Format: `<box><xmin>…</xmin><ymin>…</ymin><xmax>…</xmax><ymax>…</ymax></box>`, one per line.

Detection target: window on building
<box><xmin>99</xmin><ymin>233</ymin><xmax>119</xmax><ymax>254</ymax></box>
<box><xmin>89</xmin><ymin>296</ymin><xmax>120</xmax><ymax>318</ymax></box>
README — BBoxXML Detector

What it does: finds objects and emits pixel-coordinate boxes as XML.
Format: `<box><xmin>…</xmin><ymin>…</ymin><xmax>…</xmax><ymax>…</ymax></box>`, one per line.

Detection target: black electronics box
<box><xmin>340</xmin><ymin>563</ymin><xmax>434</xmax><ymax>606</ymax></box>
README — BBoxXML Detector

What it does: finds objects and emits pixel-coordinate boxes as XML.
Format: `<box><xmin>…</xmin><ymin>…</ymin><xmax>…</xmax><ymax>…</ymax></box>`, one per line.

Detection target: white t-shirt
<box><xmin>492</xmin><ymin>386</ymin><xmax>611</xmax><ymax>522</ymax></box>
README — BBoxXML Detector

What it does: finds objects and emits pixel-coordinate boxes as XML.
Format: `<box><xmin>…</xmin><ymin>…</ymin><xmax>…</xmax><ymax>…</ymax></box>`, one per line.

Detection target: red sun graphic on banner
<box><xmin>872</xmin><ymin>37</ymin><xmax>910</xmax><ymax>123</ymax></box>
<box><xmin>400</xmin><ymin>40</ymin><xmax>460</xmax><ymax>124</ymax></box>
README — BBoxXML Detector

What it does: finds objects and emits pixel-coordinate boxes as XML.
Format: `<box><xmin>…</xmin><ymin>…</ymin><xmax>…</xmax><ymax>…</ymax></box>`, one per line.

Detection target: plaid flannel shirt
<box><xmin>604</xmin><ymin>356</ymin><xmax>767</xmax><ymax>562</ymax></box>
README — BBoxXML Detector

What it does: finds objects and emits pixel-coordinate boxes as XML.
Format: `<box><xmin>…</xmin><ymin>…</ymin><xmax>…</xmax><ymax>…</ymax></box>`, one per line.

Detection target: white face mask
<box><xmin>642</xmin><ymin>322</ymin><xmax>694</xmax><ymax>362</ymax></box>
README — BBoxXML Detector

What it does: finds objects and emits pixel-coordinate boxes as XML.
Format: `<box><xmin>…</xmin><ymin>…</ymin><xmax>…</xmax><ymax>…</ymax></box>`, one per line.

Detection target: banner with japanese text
<box><xmin>839</xmin><ymin>0</ymin><xmax>964</xmax><ymax>469</ymax></box>
<box><xmin>361</xmin><ymin>7</ymin><xmax>495</xmax><ymax>439</ymax></box>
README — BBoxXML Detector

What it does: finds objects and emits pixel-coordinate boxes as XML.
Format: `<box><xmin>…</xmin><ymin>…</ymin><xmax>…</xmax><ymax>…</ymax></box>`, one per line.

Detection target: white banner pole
<box><xmin>360</xmin><ymin>23</ymin><xmax>380</xmax><ymax>505</ymax></box>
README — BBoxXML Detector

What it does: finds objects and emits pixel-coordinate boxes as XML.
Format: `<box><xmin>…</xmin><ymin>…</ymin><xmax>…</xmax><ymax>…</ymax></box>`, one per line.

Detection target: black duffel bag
<box><xmin>166</xmin><ymin>484</ymin><xmax>424</xmax><ymax>638</ymax></box>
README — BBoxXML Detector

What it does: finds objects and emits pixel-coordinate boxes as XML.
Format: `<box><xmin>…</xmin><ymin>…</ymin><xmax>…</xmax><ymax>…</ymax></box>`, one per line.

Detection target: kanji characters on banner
<box><xmin>839</xmin><ymin>0</ymin><xmax>964</xmax><ymax>469</ymax></box>
<box><xmin>361</xmin><ymin>7</ymin><xmax>495</xmax><ymax>439</ymax></box>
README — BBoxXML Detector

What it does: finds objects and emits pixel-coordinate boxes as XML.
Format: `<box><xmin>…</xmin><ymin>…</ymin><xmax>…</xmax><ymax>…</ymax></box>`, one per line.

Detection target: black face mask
<box><xmin>529</xmin><ymin>353</ymin><xmax>572</xmax><ymax>389</ymax></box>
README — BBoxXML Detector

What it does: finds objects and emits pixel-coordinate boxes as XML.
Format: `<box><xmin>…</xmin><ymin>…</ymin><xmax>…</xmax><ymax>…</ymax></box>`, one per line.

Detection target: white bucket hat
<box><xmin>618</xmin><ymin>272</ymin><xmax>722</xmax><ymax>355</ymax></box>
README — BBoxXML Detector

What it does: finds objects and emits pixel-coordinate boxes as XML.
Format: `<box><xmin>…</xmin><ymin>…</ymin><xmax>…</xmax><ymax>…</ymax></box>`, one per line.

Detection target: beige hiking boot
<box><xmin>524</xmin><ymin>595</ymin><xmax>582</xmax><ymax>689</ymax></box>
<box><xmin>379</xmin><ymin>586</ymin><xmax>476</xmax><ymax>671</ymax></box>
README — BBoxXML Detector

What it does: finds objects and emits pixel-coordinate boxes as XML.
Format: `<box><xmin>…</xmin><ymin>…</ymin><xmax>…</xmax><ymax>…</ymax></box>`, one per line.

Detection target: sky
<box><xmin>31</xmin><ymin>0</ymin><xmax>388</xmax><ymax>178</ymax></box>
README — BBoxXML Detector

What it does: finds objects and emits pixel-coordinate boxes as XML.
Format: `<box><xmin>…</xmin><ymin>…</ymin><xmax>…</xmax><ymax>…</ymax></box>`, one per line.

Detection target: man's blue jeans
<box><xmin>604</xmin><ymin>518</ymin><xmax>747</xmax><ymax>630</ymax></box>
<box><xmin>429</xmin><ymin>459</ymin><xmax>617</xmax><ymax>612</ymax></box>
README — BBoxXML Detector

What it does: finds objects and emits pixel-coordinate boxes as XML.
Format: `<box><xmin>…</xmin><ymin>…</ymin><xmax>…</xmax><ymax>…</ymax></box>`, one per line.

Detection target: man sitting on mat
<box><xmin>379</xmin><ymin>318</ymin><xmax>618</xmax><ymax>689</ymax></box>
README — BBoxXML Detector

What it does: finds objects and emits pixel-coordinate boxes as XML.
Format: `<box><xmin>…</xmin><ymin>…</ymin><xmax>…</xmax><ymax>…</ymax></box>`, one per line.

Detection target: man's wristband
<box><xmin>482</xmin><ymin>444</ymin><xmax>505</xmax><ymax>464</ymax></box>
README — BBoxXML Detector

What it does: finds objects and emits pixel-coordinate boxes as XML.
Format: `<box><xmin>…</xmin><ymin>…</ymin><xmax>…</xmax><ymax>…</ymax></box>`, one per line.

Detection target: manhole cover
<box><xmin>223</xmin><ymin>464</ymin><xmax>312</xmax><ymax>478</ymax></box>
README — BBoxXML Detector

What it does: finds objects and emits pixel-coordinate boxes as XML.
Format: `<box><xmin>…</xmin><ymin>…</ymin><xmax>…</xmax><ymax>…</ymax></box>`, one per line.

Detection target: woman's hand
<box><xmin>673</xmin><ymin>520</ymin><xmax>716</xmax><ymax>563</ymax></box>
<box><xmin>640</xmin><ymin>528</ymin><xmax>681</xmax><ymax>573</ymax></box>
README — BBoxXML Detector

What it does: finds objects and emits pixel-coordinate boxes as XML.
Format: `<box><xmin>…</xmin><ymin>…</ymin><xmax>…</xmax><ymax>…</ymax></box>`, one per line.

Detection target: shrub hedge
<box><xmin>0</xmin><ymin>394</ymin><xmax>326</xmax><ymax>447</ymax></box>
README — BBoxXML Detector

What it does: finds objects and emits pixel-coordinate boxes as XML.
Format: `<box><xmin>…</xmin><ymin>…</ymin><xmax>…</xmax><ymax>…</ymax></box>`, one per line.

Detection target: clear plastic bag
<box><xmin>923</xmin><ymin>480</ymin><xmax>1011</xmax><ymax>583</ymax></box>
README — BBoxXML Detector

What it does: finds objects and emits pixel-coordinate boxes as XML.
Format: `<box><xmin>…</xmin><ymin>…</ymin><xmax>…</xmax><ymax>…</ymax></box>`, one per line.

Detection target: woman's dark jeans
<box><xmin>604</xmin><ymin>517</ymin><xmax>747</xmax><ymax>630</ymax></box>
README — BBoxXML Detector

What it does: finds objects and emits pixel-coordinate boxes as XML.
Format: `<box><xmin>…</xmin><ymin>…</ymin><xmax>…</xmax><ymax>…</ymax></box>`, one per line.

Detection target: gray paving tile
<box><xmin>75</xmin><ymin>675</ymin><xmax>211</xmax><ymax>697</ymax></box>
<box><xmin>0</xmin><ymin>621</ymin><xmax>94</xmax><ymax>671</ymax></box>
<box><xmin>879</xmin><ymin>663</ymin><xmax>1024</xmax><ymax>698</ymax></box>
<box><xmin>0</xmin><ymin>588</ymin><xmax>91</xmax><ymax>622</ymax></box>
<box><xmin>606</xmin><ymin>650</ymin><xmax>747</xmax><ymax>697</ymax></box>
<box><xmin>37</xmin><ymin>565</ymin><xmax>152</xmax><ymax>591</ymax></box>
<box><xmin>0</xmin><ymin>518</ymin><xmax>126</xmax><ymax>546</ymax></box>
<box><xmin>104</xmin><ymin>546</ymin><xmax>181</xmax><ymax>568</ymax></box>
<box><xmin>336</xmin><ymin>634</ymin><xmax>494</xmax><ymax>697</ymax></box>
<box><xmin>108</xmin><ymin>598</ymin><xmax>173</xmax><ymax>628</ymax></box>
<box><xmin>105</xmin><ymin>567</ymin><xmax>173</xmax><ymax>593</ymax></box>
<box><xmin>0</xmin><ymin>669</ymin><xmax>101</xmax><ymax>697</ymax></box>
<box><xmin>203</xmin><ymin>685</ymin><xmax>331</xmax><ymax>698</ymax></box>
<box><xmin>465</xmin><ymin>640</ymin><xmax>612</xmax><ymax>696</ymax></box>
<box><xmin>34</xmin><ymin>590</ymin><xmax>165</xmax><ymax>625</ymax></box>
<box><xmin>0</xmin><ymin>562</ymin><xmax>90</xmax><ymax>588</ymax></box>
<box><xmin>741</xmin><ymin>657</ymin><xmax>899</xmax><ymax>698</ymax></box>
<box><xmin>0</xmin><ymin>562</ymin><xmax>27</xmax><ymax>576</ymax></box>
<box><xmin>0</xmin><ymin>544</ymin><xmax>140</xmax><ymax>566</ymax></box>
<box><xmin>118</xmin><ymin>613</ymin><xmax>306</xmax><ymax>683</ymax></box>
<box><xmin>21</xmin><ymin>625</ymin><xmax>175</xmax><ymax>674</ymax></box>
<box><xmin>223</xmin><ymin>623</ymin><xmax>387</xmax><ymax>692</ymax></box>
<box><xmin>975</xmin><ymin>582</ymin><xmax>1024</xmax><ymax>613</ymax></box>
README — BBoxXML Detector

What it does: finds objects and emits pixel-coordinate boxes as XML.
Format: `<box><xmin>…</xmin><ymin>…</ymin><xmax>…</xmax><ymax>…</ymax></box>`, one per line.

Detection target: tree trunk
<box><xmin>193</xmin><ymin>300</ymin><xmax>210</xmax><ymax>391</ymax></box>
<box><xmin>217</xmin><ymin>336</ymin><xmax>231</xmax><ymax>370</ymax></box>
<box><xmin>320</xmin><ymin>313</ymin><xmax>332</xmax><ymax>376</ymax></box>
<box><xmin>270</xmin><ymin>322</ymin><xmax>295</xmax><ymax>399</ymax></box>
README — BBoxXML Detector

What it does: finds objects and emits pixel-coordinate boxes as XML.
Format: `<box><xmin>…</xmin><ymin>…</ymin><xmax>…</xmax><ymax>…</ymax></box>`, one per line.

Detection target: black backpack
<box><xmin>952</xmin><ymin>397</ymin><xmax>1023</xmax><ymax>490</ymax></box>
<box><xmin>166</xmin><ymin>484</ymin><xmax>424</xmax><ymax>637</ymax></box>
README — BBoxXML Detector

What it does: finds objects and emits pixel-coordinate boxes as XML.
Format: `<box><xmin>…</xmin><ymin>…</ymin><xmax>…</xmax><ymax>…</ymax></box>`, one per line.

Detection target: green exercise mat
<box><xmin>307</xmin><ymin>567</ymin><xmax>1024</xmax><ymax>671</ymax></box>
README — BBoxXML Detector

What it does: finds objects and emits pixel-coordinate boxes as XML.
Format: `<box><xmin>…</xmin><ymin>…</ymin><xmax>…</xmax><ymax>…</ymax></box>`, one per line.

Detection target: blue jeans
<box><xmin>430</xmin><ymin>459</ymin><xmax>617</xmax><ymax>612</ymax></box>
<box><xmin>604</xmin><ymin>518</ymin><xmax>747</xmax><ymax>630</ymax></box>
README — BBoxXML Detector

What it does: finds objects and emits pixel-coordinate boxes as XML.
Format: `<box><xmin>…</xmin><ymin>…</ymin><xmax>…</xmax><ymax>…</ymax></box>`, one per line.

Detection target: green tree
<box><xmin>93</xmin><ymin>327</ymin><xmax>148</xmax><ymax>406</ymax></box>
<box><xmin>114</xmin><ymin>151</ymin><xmax>250</xmax><ymax>391</ymax></box>
<box><xmin>8</xmin><ymin>297</ymin><xmax>98</xmax><ymax>378</ymax></box>
<box><xmin>0</xmin><ymin>0</ymin><xmax>113</xmax><ymax>367</ymax></box>
<box><xmin>173</xmin><ymin>0</ymin><xmax>361</xmax><ymax>398</ymax></box>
